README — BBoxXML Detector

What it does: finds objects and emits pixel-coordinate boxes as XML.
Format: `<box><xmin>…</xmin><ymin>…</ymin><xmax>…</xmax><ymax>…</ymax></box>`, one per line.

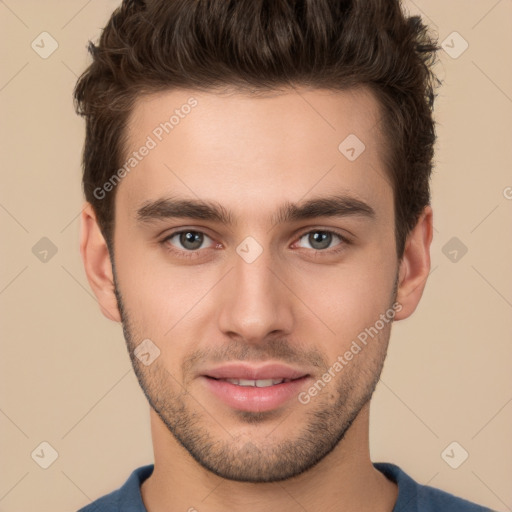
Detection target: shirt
<box><xmin>77</xmin><ymin>462</ymin><xmax>496</xmax><ymax>511</ymax></box>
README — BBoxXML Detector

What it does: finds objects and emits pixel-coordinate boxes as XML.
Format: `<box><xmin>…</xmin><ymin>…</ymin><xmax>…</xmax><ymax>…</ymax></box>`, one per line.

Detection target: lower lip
<box><xmin>202</xmin><ymin>376</ymin><xmax>310</xmax><ymax>412</ymax></box>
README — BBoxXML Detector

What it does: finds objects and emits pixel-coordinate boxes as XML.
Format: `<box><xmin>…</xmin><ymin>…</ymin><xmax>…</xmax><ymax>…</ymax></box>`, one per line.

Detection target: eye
<box><xmin>164</xmin><ymin>230</ymin><xmax>214</xmax><ymax>251</ymax></box>
<box><xmin>160</xmin><ymin>228</ymin><xmax>350</xmax><ymax>260</ymax></box>
<box><xmin>296</xmin><ymin>230</ymin><xmax>347</xmax><ymax>251</ymax></box>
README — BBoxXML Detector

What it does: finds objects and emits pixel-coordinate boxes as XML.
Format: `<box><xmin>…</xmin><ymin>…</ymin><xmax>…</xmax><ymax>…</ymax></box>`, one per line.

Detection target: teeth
<box><xmin>224</xmin><ymin>378</ymin><xmax>288</xmax><ymax>387</ymax></box>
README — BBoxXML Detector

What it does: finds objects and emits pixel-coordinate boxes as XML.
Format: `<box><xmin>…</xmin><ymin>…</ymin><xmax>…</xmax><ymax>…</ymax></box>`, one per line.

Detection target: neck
<box><xmin>141</xmin><ymin>403</ymin><xmax>398</xmax><ymax>512</ymax></box>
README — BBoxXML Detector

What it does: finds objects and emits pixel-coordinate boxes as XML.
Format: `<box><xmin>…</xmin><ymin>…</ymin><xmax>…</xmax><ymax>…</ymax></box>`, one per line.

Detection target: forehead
<box><xmin>118</xmin><ymin>86</ymin><xmax>392</xmax><ymax>222</ymax></box>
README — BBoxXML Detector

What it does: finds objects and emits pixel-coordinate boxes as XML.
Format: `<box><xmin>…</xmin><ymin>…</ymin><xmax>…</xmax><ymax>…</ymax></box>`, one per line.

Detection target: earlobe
<box><xmin>394</xmin><ymin>206</ymin><xmax>433</xmax><ymax>321</ymax></box>
<box><xmin>80</xmin><ymin>203</ymin><xmax>121</xmax><ymax>322</ymax></box>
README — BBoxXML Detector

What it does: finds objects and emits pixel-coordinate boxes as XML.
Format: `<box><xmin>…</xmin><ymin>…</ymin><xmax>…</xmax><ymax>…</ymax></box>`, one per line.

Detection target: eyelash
<box><xmin>160</xmin><ymin>228</ymin><xmax>351</xmax><ymax>260</ymax></box>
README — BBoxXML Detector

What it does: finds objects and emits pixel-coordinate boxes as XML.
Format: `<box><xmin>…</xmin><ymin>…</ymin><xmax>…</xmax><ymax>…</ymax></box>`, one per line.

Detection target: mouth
<box><xmin>203</xmin><ymin>362</ymin><xmax>309</xmax><ymax>381</ymax></box>
<box><xmin>200</xmin><ymin>363</ymin><xmax>311</xmax><ymax>412</ymax></box>
<box><xmin>211</xmin><ymin>377</ymin><xmax>296</xmax><ymax>387</ymax></box>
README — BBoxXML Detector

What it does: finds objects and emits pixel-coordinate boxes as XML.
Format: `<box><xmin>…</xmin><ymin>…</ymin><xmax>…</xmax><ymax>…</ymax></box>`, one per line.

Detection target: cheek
<box><xmin>114</xmin><ymin>241</ymin><xmax>220</xmax><ymax>354</ymax></box>
<box><xmin>115</xmin><ymin>262</ymin><xmax>205</xmax><ymax>378</ymax></box>
<box><xmin>298</xmin><ymin>258</ymin><xmax>396</xmax><ymax>353</ymax></box>
<box><xmin>119</xmin><ymin>267</ymin><xmax>204</xmax><ymax>334</ymax></box>
<box><xmin>113</xmin><ymin>237</ymin><xmax>171</xmax><ymax>330</ymax></box>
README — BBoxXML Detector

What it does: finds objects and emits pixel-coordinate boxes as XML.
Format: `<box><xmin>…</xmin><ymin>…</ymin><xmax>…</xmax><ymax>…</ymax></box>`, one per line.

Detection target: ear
<box><xmin>79</xmin><ymin>203</ymin><xmax>121</xmax><ymax>322</ymax></box>
<box><xmin>394</xmin><ymin>205</ymin><xmax>433</xmax><ymax>321</ymax></box>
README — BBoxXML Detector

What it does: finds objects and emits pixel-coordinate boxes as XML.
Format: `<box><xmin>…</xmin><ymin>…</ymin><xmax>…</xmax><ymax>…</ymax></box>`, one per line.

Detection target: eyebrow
<box><xmin>136</xmin><ymin>194</ymin><xmax>375</xmax><ymax>227</ymax></box>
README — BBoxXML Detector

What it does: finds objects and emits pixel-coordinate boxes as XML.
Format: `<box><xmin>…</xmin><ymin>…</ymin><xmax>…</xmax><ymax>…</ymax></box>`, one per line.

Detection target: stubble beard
<box><xmin>113</xmin><ymin>268</ymin><xmax>396</xmax><ymax>483</ymax></box>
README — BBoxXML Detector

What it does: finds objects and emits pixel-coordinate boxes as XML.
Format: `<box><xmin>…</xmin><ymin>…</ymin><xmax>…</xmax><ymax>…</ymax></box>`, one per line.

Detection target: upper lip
<box><xmin>202</xmin><ymin>363</ymin><xmax>309</xmax><ymax>381</ymax></box>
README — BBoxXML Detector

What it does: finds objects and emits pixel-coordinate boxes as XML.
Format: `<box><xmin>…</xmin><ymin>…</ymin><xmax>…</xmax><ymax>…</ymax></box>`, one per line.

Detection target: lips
<box><xmin>222</xmin><ymin>378</ymin><xmax>291</xmax><ymax>387</ymax></box>
<box><xmin>200</xmin><ymin>363</ymin><xmax>311</xmax><ymax>412</ymax></box>
<box><xmin>203</xmin><ymin>363</ymin><xmax>308</xmax><ymax>381</ymax></box>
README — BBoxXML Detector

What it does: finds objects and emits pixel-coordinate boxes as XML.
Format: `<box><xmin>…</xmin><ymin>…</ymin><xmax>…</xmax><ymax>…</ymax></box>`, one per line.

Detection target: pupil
<box><xmin>181</xmin><ymin>231</ymin><xmax>203</xmax><ymax>250</ymax></box>
<box><xmin>310</xmin><ymin>231</ymin><xmax>331</xmax><ymax>250</ymax></box>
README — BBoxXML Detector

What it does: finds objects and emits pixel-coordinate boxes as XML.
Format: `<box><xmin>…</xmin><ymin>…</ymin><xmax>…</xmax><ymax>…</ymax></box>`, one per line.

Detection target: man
<box><xmin>75</xmin><ymin>0</ymin><xmax>494</xmax><ymax>510</ymax></box>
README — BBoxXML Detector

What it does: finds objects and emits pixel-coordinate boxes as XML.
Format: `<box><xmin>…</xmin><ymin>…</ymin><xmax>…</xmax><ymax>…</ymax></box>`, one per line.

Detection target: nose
<box><xmin>217</xmin><ymin>245</ymin><xmax>295</xmax><ymax>345</ymax></box>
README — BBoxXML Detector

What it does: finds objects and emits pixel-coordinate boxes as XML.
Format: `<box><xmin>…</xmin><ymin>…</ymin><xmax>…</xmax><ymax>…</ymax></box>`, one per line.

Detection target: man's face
<box><xmin>112</xmin><ymin>86</ymin><xmax>399</xmax><ymax>482</ymax></box>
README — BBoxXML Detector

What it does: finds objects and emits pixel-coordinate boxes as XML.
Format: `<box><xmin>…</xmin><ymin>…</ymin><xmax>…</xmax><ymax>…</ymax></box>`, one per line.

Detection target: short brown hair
<box><xmin>74</xmin><ymin>0</ymin><xmax>440</xmax><ymax>256</ymax></box>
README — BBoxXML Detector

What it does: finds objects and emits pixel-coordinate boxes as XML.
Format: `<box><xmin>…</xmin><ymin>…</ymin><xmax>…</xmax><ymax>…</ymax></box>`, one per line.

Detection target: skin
<box><xmin>80</xmin><ymin>86</ymin><xmax>433</xmax><ymax>512</ymax></box>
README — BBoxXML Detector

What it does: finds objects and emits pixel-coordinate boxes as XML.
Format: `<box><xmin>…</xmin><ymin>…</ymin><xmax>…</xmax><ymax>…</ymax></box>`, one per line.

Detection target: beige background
<box><xmin>1</xmin><ymin>1</ymin><xmax>511</xmax><ymax>511</ymax></box>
